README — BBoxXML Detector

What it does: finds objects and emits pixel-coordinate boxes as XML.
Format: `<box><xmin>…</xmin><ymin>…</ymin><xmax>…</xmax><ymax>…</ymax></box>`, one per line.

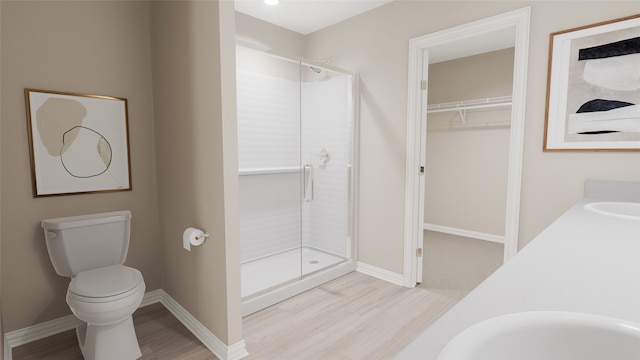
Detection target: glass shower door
<box><xmin>299</xmin><ymin>65</ymin><xmax>354</xmax><ymax>277</ymax></box>
<box><xmin>237</xmin><ymin>44</ymin><xmax>355</xmax><ymax>302</ymax></box>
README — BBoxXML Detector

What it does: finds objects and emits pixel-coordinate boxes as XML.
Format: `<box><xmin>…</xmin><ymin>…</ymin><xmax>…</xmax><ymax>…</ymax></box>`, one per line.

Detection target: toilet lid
<box><xmin>69</xmin><ymin>264</ymin><xmax>143</xmax><ymax>298</ymax></box>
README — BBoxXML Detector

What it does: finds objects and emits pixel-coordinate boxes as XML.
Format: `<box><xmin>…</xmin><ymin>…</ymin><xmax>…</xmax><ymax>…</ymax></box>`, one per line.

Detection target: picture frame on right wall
<box><xmin>544</xmin><ymin>14</ymin><xmax>640</xmax><ymax>151</ymax></box>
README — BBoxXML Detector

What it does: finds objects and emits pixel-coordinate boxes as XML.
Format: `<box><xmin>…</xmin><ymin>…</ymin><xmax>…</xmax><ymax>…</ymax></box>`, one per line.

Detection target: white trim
<box><xmin>356</xmin><ymin>261</ymin><xmax>405</xmax><ymax>287</ymax></box>
<box><xmin>4</xmin><ymin>313</ymin><xmax>82</xmax><ymax>360</ymax></box>
<box><xmin>157</xmin><ymin>291</ymin><xmax>248</xmax><ymax>360</ymax></box>
<box><xmin>4</xmin><ymin>290</ymin><xmax>248</xmax><ymax>360</ymax></box>
<box><xmin>403</xmin><ymin>7</ymin><xmax>531</xmax><ymax>287</ymax></box>
<box><xmin>403</xmin><ymin>33</ymin><xmax>426</xmax><ymax>287</ymax></box>
<box><xmin>423</xmin><ymin>223</ymin><xmax>505</xmax><ymax>244</ymax></box>
<box><xmin>503</xmin><ymin>7</ymin><xmax>530</xmax><ymax>261</ymax></box>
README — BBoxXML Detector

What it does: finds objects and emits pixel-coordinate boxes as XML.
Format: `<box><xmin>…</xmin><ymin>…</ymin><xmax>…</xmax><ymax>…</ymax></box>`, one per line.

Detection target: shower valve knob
<box><xmin>320</xmin><ymin>148</ymin><xmax>332</xmax><ymax>165</ymax></box>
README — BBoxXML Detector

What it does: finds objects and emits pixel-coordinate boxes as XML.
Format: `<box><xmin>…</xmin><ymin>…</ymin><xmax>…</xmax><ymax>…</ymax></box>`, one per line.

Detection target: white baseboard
<box><xmin>4</xmin><ymin>290</ymin><xmax>248</xmax><ymax>360</ymax></box>
<box><xmin>356</xmin><ymin>261</ymin><xmax>405</xmax><ymax>286</ymax></box>
<box><xmin>154</xmin><ymin>290</ymin><xmax>248</xmax><ymax>360</ymax></box>
<box><xmin>3</xmin><ymin>313</ymin><xmax>83</xmax><ymax>360</ymax></box>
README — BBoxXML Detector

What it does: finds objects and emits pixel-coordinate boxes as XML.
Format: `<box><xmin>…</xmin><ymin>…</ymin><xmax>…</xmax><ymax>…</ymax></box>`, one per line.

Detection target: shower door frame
<box><xmin>237</xmin><ymin>43</ymin><xmax>359</xmax><ymax>316</ymax></box>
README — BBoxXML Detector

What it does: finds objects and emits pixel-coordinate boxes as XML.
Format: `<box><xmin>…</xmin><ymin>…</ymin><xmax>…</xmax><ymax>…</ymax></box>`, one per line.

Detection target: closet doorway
<box><xmin>403</xmin><ymin>7</ymin><xmax>531</xmax><ymax>294</ymax></box>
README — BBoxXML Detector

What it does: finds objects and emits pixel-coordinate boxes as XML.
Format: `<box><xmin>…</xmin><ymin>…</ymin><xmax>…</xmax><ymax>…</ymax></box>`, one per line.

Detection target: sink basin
<box><xmin>438</xmin><ymin>312</ymin><xmax>640</xmax><ymax>360</ymax></box>
<box><xmin>583</xmin><ymin>202</ymin><xmax>640</xmax><ymax>221</ymax></box>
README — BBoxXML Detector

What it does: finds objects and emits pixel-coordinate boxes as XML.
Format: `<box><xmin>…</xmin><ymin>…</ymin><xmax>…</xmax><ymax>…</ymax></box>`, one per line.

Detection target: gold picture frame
<box><xmin>25</xmin><ymin>89</ymin><xmax>132</xmax><ymax>196</ymax></box>
<box><xmin>544</xmin><ymin>14</ymin><xmax>640</xmax><ymax>151</ymax></box>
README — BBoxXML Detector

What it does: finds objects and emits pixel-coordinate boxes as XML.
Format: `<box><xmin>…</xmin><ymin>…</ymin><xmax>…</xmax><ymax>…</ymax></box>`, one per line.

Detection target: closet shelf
<box><xmin>427</xmin><ymin>121</ymin><xmax>511</xmax><ymax>132</ymax></box>
<box><xmin>427</xmin><ymin>96</ymin><xmax>512</xmax><ymax>113</ymax></box>
<box><xmin>424</xmin><ymin>222</ymin><xmax>505</xmax><ymax>244</ymax></box>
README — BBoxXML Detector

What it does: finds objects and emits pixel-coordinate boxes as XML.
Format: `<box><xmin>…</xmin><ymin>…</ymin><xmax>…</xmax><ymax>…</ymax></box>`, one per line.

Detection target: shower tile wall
<box><xmin>236</xmin><ymin>71</ymin><xmax>300</xmax><ymax>170</ymax></box>
<box><xmin>237</xmin><ymin>70</ymin><xmax>301</xmax><ymax>262</ymax></box>
<box><xmin>238</xmin><ymin>69</ymin><xmax>350</xmax><ymax>263</ymax></box>
<box><xmin>302</xmin><ymin>75</ymin><xmax>350</xmax><ymax>258</ymax></box>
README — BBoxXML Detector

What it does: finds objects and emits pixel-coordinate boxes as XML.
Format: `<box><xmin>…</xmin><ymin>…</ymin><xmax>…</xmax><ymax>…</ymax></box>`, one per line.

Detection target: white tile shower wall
<box><xmin>237</xmin><ymin>70</ymin><xmax>301</xmax><ymax>261</ymax></box>
<box><xmin>239</xmin><ymin>173</ymin><xmax>301</xmax><ymax>262</ymax></box>
<box><xmin>237</xmin><ymin>69</ymin><xmax>350</xmax><ymax>262</ymax></box>
<box><xmin>302</xmin><ymin>75</ymin><xmax>350</xmax><ymax>258</ymax></box>
<box><xmin>236</xmin><ymin>70</ymin><xmax>300</xmax><ymax>170</ymax></box>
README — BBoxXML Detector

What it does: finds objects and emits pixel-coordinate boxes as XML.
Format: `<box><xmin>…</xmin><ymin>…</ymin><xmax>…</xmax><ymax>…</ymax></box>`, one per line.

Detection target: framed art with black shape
<box><xmin>544</xmin><ymin>14</ymin><xmax>640</xmax><ymax>151</ymax></box>
<box><xmin>25</xmin><ymin>89</ymin><xmax>132</xmax><ymax>196</ymax></box>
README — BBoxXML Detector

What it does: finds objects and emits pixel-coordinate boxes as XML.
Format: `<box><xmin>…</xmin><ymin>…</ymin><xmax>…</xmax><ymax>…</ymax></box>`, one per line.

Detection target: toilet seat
<box><xmin>68</xmin><ymin>264</ymin><xmax>144</xmax><ymax>303</ymax></box>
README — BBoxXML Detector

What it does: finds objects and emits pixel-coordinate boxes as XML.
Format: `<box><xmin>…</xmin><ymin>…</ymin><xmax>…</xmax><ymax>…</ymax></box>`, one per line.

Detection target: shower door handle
<box><xmin>303</xmin><ymin>164</ymin><xmax>314</xmax><ymax>202</ymax></box>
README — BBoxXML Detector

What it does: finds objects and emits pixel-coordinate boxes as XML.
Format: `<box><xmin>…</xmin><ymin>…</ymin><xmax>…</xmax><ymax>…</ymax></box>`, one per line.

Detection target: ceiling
<box><xmin>234</xmin><ymin>0</ymin><xmax>394</xmax><ymax>35</ymax></box>
<box><xmin>234</xmin><ymin>0</ymin><xmax>516</xmax><ymax>63</ymax></box>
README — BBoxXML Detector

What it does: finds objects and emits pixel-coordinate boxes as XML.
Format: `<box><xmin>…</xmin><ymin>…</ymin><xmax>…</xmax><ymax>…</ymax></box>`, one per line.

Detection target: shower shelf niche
<box><xmin>238</xmin><ymin>166</ymin><xmax>302</xmax><ymax>176</ymax></box>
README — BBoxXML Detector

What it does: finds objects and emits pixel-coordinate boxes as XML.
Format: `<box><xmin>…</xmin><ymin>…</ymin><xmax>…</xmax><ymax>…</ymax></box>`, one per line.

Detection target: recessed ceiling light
<box><xmin>264</xmin><ymin>0</ymin><xmax>279</xmax><ymax>5</ymax></box>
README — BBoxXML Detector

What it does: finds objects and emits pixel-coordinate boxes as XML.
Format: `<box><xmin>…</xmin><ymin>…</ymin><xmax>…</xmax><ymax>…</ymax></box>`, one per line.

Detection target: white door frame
<box><xmin>402</xmin><ymin>7</ymin><xmax>531</xmax><ymax>287</ymax></box>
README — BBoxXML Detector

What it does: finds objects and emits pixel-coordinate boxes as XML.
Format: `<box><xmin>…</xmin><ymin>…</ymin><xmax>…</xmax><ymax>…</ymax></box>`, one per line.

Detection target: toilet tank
<box><xmin>42</xmin><ymin>211</ymin><xmax>132</xmax><ymax>277</ymax></box>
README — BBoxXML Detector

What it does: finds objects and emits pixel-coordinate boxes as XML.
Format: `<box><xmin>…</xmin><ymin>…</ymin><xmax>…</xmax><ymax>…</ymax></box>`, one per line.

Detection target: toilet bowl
<box><xmin>42</xmin><ymin>211</ymin><xmax>145</xmax><ymax>360</ymax></box>
<box><xmin>66</xmin><ymin>264</ymin><xmax>145</xmax><ymax>360</ymax></box>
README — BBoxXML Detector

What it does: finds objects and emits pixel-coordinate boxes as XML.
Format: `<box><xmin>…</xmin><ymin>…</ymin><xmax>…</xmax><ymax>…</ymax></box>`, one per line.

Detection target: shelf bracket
<box><xmin>457</xmin><ymin>106</ymin><xmax>466</xmax><ymax>124</ymax></box>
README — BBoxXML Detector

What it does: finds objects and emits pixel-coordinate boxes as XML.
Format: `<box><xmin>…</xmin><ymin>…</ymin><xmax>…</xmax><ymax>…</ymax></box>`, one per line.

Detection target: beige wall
<box><xmin>425</xmin><ymin>49</ymin><xmax>513</xmax><ymax>235</ymax></box>
<box><xmin>304</xmin><ymin>1</ymin><xmax>640</xmax><ymax>274</ymax></box>
<box><xmin>150</xmin><ymin>0</ymin><xmax>242</xmax><ymax>345</ymax></box>
<box><xmin>427</xmin><ymin>48</ymin><xmax>514</xmax><ymax>104</ymax></box>
<box><xmin>235</xmin><ymin>12</ymin><xmax>306</xmax><ymax>57</ymax></box>
<box><xmin>0</xmin><ymin>1</ymin><xmax>162</xmax><ymax>332</ymax></box>
<box><xmin>0</xmin><ymin>0</ymin><xmax>241</xmax><ymax>347</ymax></box>
<box><xmin>0</xmin><ymin>0</ymin><xmax>3</xmax><ymax>355</ymax></box>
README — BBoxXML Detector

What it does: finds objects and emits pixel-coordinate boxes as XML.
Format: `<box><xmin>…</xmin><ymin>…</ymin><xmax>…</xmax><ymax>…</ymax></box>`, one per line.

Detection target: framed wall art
<box><xmin>25</xmin><ymin>89</ymin><xmax>132</xmax><ymax>196</ymax></box>
<box><xmin>544</xmin><ymin>14</ymin><xmax>640</xmax><ymax>151</ymax></box>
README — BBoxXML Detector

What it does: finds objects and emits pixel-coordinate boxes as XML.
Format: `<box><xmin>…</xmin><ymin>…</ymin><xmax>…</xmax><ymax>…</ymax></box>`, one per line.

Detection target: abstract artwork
<box><xmin>544</xmin><ymin>14</ymin><xmax>640</xmax><ymax>151</ymax></box>
<box><xmin>25</xmin><ymin>89</ymin><xmax>132</xmax><ymax>196</ymax></box>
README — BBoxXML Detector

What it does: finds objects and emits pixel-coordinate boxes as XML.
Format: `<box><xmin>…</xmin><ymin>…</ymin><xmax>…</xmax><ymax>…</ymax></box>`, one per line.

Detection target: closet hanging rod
<box><xmin>427</xmin><ymin>96</ymin><xmax>512</xmax><ymax>113</ymax></box>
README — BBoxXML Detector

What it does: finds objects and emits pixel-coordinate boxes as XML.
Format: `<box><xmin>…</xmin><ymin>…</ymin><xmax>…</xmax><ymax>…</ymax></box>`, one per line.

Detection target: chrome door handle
<box><xmin>304</xmin><ymin>164</ymin><xmax>314</xmax><ymax>202</ymax></box>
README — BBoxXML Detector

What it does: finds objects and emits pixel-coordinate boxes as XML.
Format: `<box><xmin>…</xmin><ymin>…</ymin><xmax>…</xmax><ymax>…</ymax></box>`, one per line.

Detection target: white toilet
<box><xmin>42</xmin><ymin>210</ymin><xmax>145</xmax><ymax>360</ymax></box>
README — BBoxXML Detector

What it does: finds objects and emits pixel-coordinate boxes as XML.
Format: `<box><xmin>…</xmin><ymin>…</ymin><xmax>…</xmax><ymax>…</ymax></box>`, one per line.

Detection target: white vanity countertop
<box><xmin>395</xmin><ymin>197</ymin><xmax>640</xmax><ymax>360</ymax></box>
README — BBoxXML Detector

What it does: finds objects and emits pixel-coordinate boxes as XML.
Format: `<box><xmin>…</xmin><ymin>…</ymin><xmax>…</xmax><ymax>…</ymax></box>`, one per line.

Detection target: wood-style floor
<box><xmin>12</xmin><ymin>302</ymin><xmax>218</xmax><ymax>360</ymax></box>
<box><xmin>12</xmin><ymin>272</ymin><xmax>457</xmax><ymax>360</ymax></box>
<box><xmin>242</xmin><ymin>272</ymin><xmax>456</xmax><ymax>360</ymax></box>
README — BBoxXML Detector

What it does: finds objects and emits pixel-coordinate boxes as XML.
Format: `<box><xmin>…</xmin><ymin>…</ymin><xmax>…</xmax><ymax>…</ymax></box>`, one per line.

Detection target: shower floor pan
<box><xmin>241</xmin><ymin>247</ymin><xmax>346</xmax><ymax>298</ymax></box>
<box><xmin>241</xmin><ymin>247</ymin><xmax>354</xmax><ymax>315</ymax></box>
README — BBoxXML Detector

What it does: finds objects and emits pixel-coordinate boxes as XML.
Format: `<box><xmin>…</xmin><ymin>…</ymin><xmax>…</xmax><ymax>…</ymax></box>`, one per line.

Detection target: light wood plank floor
<box><xmin>242</xmin><ymin>272</ymin><xmax>457</xmax><ymax>360</ymax></box>
<box><xmin>12</xmin><ymin>302</ymin><xmax>219</xmax><ymax>360</ymax></box>
<box><xmin>12</xmin><ymin>272</ymin><xmax>456</xmax><ymax>360</ymax></box>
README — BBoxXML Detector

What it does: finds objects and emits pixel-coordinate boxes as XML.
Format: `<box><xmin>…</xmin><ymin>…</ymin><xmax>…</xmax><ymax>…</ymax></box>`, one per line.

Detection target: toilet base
<box><xmin>76</xmin><ymin>316</ymin><xmax>142</xmax><ymax>360</ymax></box>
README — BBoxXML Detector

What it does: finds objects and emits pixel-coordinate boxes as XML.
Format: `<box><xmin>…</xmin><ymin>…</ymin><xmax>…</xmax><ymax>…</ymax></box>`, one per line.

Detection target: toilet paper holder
<box><xmin>183</xmin><ymin>227</ymin><xmax>209</xmax><ymax>251</ymax></box>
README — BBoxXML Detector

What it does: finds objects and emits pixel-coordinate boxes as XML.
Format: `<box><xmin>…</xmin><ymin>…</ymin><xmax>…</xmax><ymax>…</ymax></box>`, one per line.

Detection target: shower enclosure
<box><xmin>236</xmin><ymin>45</ymin><xmax>357</xmax><ymax>316</ymax></box>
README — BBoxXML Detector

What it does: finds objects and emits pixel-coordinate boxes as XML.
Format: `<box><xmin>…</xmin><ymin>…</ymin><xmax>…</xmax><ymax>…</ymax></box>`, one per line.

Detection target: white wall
<box><xmin>236</xmin><ymin>59</ymin><xmax>302</xmax><ymax>261</ymax></box>
<box><xmin>302</xmin><ymin>74</ymin><xmax>351</xmax><ymax>257</ymax></box>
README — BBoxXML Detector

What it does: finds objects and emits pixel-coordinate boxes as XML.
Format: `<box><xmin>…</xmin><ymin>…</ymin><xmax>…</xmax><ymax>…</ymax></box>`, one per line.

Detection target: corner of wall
<box><xmin>150</xmin><ymin>0</ymin><xmax>243</xmax><ymax>348</ymax></box>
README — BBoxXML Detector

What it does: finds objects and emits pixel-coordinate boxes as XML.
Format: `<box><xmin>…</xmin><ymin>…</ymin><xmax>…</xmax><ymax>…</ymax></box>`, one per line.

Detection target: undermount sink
<box><xmin>438</xmin><ymin>312</ymin><xmax>640</xmax><ymax>360</ymax></box>
<box><xmin>583</xmin><ymin>202</ymin><xmax>640</xmax><ymax>221</ymax></box>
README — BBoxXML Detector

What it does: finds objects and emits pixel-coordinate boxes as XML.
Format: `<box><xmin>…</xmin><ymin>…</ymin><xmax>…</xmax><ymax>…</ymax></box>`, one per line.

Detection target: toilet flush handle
<box><xmin>46</xmin><ymin>231</ymin><xmax>58</xmax><ymax>239</ymax></box>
